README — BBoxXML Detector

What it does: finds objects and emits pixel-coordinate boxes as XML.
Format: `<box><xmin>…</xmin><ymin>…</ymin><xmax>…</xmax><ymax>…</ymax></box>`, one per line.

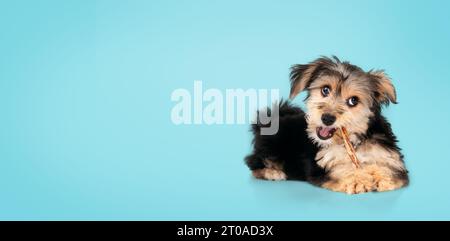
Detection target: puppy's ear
<box><xmin>370</xmin><ymin>70</ymin><xmax>397</xmax><ymax>105</ymax></box>
<box><xmin>289</xmin><ymin>57</ymin><xmax>338</xmax><ymax>99</ymax></box>
<box><xmin>289</xmin><ymin>63</ymin><xmax>319</xmax><ymax>99</ymax></box>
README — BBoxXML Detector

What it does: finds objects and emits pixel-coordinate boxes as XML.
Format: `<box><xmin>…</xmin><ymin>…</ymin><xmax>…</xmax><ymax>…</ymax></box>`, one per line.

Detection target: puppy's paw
<box><xmin>365</xmin><ymin>165</ymin><xmax>406</xmax><ymax>192</ymax></box>
<box><xmin>374</xmin><ymin>177</ymin><xmax>406</xmax><ymax>192</ymax></box>
<box><xmin>375</xmin><ymin>179</ymin><xmax>398</xmax><ymax>192</ymax></box>
<box><xmin>252</xmin><ymin>168</ymin><xmax>287</xmax><ymax>181</ymax></box>
<box><xmin>323</xmin><ymin>172</ymin><xmax>375</xmax><ymax>194</ymax></box>
<box><xmin>342</xmin><ymin>178</ymin><xmax>374</xmax><ymax>194</ymax></box>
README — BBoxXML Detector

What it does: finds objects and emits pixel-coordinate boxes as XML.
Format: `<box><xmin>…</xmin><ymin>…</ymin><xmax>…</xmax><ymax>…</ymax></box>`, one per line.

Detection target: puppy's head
<box><xmin>289</xmin><ymin>56</ymin><xmax>397</xmax><ymax>146</ymax></box>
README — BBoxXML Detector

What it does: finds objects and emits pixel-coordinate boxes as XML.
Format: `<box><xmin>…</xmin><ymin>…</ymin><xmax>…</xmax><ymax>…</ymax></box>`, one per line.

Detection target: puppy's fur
<box><xmin>245</xmin><ymin>56</ymin><xmax>408</xmax><ymax>194</ymax></box>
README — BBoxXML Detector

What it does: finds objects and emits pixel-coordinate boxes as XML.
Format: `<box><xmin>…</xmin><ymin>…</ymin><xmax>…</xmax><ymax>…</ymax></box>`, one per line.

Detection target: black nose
<box><xmin>321</xmin><ymin>113</ymin><xmax>336</xmax><ymax>126</ymax></box>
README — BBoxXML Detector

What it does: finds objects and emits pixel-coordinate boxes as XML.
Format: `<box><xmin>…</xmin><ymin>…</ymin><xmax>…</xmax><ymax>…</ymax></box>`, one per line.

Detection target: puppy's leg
<box><xmin>365</xmin><ymin>164</ymin><xmax>408</xmax><ymax>192</ymax></box>
<box><xmin>356</xmin><ymin>143</ymin><xmax>408</xmax><ymax>192</ymax></box>
<box><xmin>252</xmin><ymin>159</ymin><xmax>287</xmax><ymax>181</ymax></box>
<box><xmin>252</xmin><ymin>168</ymin><xmax>287</xmax><ymax>181</ymax></box>
<box><xmin>322</xmin><ymin>164</ymin><xmax>407</xmax><ymax>194</ymax></box>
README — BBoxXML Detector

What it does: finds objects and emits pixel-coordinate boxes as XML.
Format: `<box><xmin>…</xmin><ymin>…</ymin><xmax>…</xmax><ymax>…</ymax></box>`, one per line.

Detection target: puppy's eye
<box><xmin>347</xmin><ymin>96</ymin><xmax>359</xmax><ymax>107</ymax></box>
<box><xmin>321</xmin><ymin>86</ymin><xmax>331</xmax><ymax>97</ymax></box>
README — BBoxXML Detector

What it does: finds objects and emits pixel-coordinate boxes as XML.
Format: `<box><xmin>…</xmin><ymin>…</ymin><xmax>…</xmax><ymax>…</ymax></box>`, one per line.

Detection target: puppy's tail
<box><xmin>250</xmin><ymin>99</ymin><xmax>303</xmax><ymax>134</ymax></box>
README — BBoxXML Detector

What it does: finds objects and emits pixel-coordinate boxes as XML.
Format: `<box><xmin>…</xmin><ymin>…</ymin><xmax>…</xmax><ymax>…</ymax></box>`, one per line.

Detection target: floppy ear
<box><xmin>289</xmin><ymin>56</ymin><xmax>338</xmax><ymax>99</ymax></box>
<box><xmin>370</xmin><ymin>70</ymin><xmax>397</xmax><ymax>105</ymax></box>
<box><xmin>289</xmin><ymin>63</ymin><xmax>319</xmax><ymax>99</ymax></box>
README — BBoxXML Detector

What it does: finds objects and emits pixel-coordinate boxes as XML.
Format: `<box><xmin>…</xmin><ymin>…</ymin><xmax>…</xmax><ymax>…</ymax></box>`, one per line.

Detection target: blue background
<box><xmin>1</xmin><ymin>0</ymin><xmax>449</xmax><ymax>220</ymax></box>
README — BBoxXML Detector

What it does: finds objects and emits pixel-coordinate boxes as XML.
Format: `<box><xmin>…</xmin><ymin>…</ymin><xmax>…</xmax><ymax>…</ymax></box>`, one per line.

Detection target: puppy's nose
<box><xmin>321</xmin><ymin>113</ymin><xmax>336</xmax><ymax>126</ymax></box>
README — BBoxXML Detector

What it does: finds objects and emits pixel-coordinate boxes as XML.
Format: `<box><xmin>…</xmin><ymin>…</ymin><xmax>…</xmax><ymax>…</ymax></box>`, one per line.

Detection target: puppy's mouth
<box><xmin>316</xmin><ymin>126</ymin><xmax>337</xmax><ymax>140</ymax></box>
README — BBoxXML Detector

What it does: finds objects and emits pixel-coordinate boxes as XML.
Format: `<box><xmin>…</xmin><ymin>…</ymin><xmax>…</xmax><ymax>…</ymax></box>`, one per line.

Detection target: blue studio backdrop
<box><xmin>1</xmin><ymin>0</ymin><xmax>450</xmax><ymax>220</ymax></box>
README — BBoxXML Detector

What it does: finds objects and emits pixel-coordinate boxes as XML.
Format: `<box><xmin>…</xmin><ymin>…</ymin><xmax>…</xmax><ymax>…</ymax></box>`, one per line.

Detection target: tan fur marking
<box><xmin>263</xmin><ymin>159</ymin><xmax>283</xmax><ymax>170</ymax></box>
<box><xmin>252</xmin><ymin>159</ymin><xmax>286</xmax><ymax>181</ymax></box>
<box><xmin>252</xmin><ymin>168</ymin><xmax>287</xmax><ymax>181</ymax></box>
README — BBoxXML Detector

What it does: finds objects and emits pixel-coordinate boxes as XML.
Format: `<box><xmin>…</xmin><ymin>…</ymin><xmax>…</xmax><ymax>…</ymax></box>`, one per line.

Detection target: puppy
<box><xmin>245</xmin><ymin>56</ymin><xmax>409</xmax><ymax>194</ymax></box>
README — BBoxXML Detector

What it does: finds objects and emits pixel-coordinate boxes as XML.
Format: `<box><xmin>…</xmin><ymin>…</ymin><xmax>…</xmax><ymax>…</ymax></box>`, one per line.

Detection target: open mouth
<box><xmin>316</xmin><ymin>126</ymin><xmax>337</xmax><ymax>140</ymax></box>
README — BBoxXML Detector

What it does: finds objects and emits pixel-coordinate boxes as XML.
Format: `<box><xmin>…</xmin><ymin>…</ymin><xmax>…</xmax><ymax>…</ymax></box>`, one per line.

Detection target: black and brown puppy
<box><xmin>245</xmin><ymin>56</ymin><xmax>409</xmax><ymax>194</ymax></box>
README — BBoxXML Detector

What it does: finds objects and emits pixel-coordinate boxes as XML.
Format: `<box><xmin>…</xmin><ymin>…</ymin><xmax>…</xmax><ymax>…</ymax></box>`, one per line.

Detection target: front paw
<box><xmin>323</xmin><ymin>172</ymin><xmax>375</xmax><ymax>194</ymax></box>
<box><xmin>375</xmin><ymin>179</ymin><xmax>397</xmax><ymax>192</ymax></box>
<box><xmin>366</xmin><ymin>165</ymin><xmax>407</xmax><ymax>192</ymax></box>
<box><xmin>374</xmin><ymin>177</ymin><xmax>406</xmax><ymax>192</ymax></box>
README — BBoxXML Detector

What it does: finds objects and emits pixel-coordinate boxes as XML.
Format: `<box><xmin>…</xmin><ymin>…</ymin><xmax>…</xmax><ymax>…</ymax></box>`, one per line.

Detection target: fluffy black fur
<box><xmin>245</xmin><ymin>101</ymin><xmax>324</xmax><ymax>183</ymax></box>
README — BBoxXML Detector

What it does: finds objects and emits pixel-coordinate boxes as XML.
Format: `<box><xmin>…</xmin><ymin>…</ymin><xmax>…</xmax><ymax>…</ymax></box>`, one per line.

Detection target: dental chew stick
<box><xmin>340</xmin><ymin>127</ymin><xmax>361</xmax><ymax>168</ymax></box>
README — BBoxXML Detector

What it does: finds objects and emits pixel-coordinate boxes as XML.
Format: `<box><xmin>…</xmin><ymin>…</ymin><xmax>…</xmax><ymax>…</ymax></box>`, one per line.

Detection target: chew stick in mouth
<box><xmin>340</xmin><ymin>127</ymin><xmax>361</xmax><ymax>168</ymax></box>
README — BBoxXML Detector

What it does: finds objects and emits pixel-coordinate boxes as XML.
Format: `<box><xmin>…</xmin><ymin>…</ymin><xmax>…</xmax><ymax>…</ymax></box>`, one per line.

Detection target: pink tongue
<box><xmin>320</xmin><ymin>127</ymin><xmax>332</xmax><ymax>137</ymax></box>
